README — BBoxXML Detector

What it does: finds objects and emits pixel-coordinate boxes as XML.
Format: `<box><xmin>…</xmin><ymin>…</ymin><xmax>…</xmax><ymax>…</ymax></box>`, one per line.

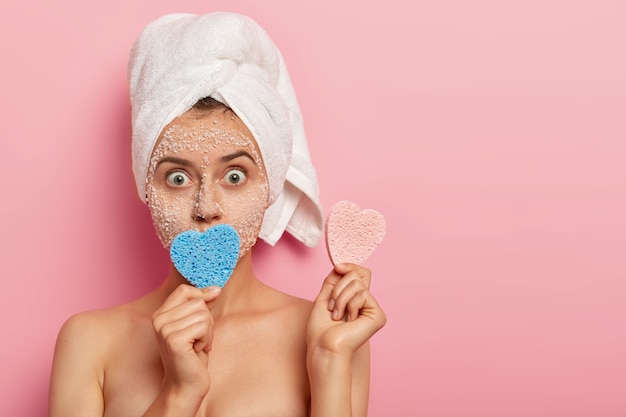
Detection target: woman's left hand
<box><xmin>306</xmin><ymin>263</ymin><xmax>386</xmax><ymax>356</ymax></box>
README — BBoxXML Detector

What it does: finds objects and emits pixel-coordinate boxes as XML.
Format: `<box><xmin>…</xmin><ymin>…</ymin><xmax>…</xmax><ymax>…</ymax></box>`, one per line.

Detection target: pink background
<box><xmin>1</xmin><ymin>1</ymin><xmax>625</xmax><ymax>416</ymax></box>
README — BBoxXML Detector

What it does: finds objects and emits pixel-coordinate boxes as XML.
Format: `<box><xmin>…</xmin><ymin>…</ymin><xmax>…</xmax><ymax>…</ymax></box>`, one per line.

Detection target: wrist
<box><xmin>307</xmin><ymin>347</ymin><xmax>352</xmax><ymax>375</ymax></box>
<box><xmin>160</xmin><ymin>380</ymin><xmax>208</xmax><ymax>412</ymax></box>
<box><xmin>306</xmin><ymin>348</ymin><xmax>353</xmax><ymax>417</ymax></box>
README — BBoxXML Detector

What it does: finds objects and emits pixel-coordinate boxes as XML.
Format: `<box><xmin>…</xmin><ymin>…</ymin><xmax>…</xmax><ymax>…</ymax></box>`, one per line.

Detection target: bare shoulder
<box><xmin>54</xmin><ymin>303</ymin><xmax>136</xmax><ymax>361</ymax></box>
<box><xmin>49</xmin><ymin>301</ymin><xmax>152</xmax><ymax>416</ymax></box>
<box><xmin>53</xmin><ymin>299</ymin><xmax>153</xmax><ymax>379</ymax></box>
<box><xmin>60</xmin><ymin>305</ymin><xmax>120</xmax><ymax>330</ymax></box>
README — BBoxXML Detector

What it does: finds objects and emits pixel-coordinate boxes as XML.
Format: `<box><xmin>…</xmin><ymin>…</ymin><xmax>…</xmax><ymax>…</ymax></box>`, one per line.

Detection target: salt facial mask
<box><xmin>145</xmin><ymin>109</ymin><xmax>269</xmax><ymax>258</ymax></box>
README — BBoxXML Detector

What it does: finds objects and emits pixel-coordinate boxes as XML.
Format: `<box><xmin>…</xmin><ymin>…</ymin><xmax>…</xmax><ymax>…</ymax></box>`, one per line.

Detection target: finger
<box><xmin>192</xmin><ymin>338</ymin><xmax>205</xmax><ymax>351</ymax></box>
<box><xmin>158</xmin><ymin>308</ymin><xmax>212</xmax><ymax>340</ymax></box>
<box><xmin>334</xmin><ymin>263</ymin><xmax>372</xmax><ymax>288</ymax></box>
<box><xmin>192</xmin><ymin>327</ymin><xmax>214</xmax><ymax>353</ymax></box>
<box><xmin>164</xmin><ymin>321</ymin><xmax>212</xmax><ymax>354</ymax></box>
<box><xmin>155</xmin><ymin>285</ymin><xmax>221</xmax><ymax>324</ymax></box>
<box><xmin>331</xmin><ymin>279</ymin><xmax>368</xmax><ymax>320</ymax></box>
<box><xmin>354</xmin><ymin>292</ymin><xmax>387</xmax><ymax>332</ymax></box>
<box><xmin>193</xmin><ymin>339</ymin><xmax>209</xmax><ymax>353</ymax></box>
<box><xmin>328</xmin><ymin>269</ymin><xmax>368</xmax><ymax>313</ymax></box>
<box><xmin>313</xmin><ymin>270</ymin><xmax>342</xmax><ymax>304</ymax></box>
<box><xmin>153</xmin><ymin>298</ymin><xmax>211</xmax><ymax>331</ymax></box>
<box><xmin>345</xmin><ymin>288</ymin><xmax>369</xmax><ymax>322</ymax></box>
<box><xmin>343</xmin><ymin>293</ymin><xmax>387</xmax><ymax>351</ymax></box>
<box><xmin>202</xmin><ymin>286</ymin><xmax>222</xmax><ymax>310</ymax></box>
<box><xmin>157</xmin><ymin>284</ymin><xmax>210</xmax><ymax>315</ymax></box>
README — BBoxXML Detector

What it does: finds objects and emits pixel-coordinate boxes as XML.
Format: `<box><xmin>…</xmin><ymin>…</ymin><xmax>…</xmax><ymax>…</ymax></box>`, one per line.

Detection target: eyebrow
<box><xmin>219</xmin><ymin>150</ymin><xmax>256</xmax><ymax>164</ymax></box>
<box><xmin>155</xmin><ymin>156</ymin><xmax>193</xmax><ymax>168</ymax></box>
<box><xmin>156</xmin><ymin>151</ymin><xmax>256</xmax><ymax>168</ymax></box>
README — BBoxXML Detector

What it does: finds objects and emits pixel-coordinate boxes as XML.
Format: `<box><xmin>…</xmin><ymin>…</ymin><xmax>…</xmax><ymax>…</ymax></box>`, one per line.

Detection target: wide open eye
<box><xmin>166</xmin><ymin>171</ymin><xmax>191</xmax><ymax>187</ymax></box>
<box><xmin>223</xmin><ymin>168</ymin><xmax>247</xmax><ymax>185</ymax></box>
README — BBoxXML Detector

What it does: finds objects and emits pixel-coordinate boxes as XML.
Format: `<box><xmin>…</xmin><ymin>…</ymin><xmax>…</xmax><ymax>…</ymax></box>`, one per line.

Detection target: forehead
<box><xmin>151</xmin><ymin>107</ymin><xmax>263</xmax><ymax>161</ymax></box>
<box><xmin>175</xmin><ymin>106</ymin><xmax>250</xmax><ymax>133</ymax></box>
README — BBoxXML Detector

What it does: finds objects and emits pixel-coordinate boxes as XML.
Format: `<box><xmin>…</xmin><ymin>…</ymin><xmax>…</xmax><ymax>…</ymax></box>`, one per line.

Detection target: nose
<box><xmin>193</xmin><ymin>182</ymin><xmax>223</xmax><ymax>226</ymax></box>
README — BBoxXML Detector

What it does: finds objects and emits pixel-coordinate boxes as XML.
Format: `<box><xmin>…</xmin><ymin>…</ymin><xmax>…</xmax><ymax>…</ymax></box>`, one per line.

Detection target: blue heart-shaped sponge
<box><xmin>170</xmin><ymin>224</ymin><xmax>240</xmax><ymax>288</ymax></box>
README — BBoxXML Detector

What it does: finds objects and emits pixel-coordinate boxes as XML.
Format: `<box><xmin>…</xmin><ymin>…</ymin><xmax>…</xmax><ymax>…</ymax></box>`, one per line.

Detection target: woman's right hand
<box><xmin>152</xmin><ymin>284</ymin><xmax>221</xmax><ymax>402</ymax></box>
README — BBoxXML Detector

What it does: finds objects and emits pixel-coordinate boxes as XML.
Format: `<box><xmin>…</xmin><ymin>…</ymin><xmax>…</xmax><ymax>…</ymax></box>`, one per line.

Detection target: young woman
<box><xmin>48</xmin><ymin>12</ymin><xmax>386</xmax><ymax>417</ymax></box>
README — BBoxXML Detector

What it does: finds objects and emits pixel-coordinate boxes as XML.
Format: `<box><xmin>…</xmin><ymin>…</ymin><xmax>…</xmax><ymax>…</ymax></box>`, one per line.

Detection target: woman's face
<box><xmin>145</xmin><ymin>107</ymin><xmax>270</xmax><ymax>257</ymax></box>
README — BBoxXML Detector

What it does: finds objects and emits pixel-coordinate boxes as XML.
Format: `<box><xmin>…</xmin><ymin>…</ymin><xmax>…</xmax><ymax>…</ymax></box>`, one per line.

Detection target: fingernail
<box><xmin>208</xmin><ymin>286</ymin><xmax>221</xmax><ymax>294</ymax></box>
<box><xmin>328</xmin><ymin>299</ymin><xmax>335</xmax><ymax>311</ymax></box>
<box><xmin>332</xmin><ymin>309</ymin><xmax>339</xmax><ymax>319</ymax></box>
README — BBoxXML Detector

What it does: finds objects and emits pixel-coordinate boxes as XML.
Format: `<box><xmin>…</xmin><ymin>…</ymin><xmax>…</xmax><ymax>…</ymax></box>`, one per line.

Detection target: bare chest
<box><xmin>103</xmin><ymin>314</ymin><xmax>310</xmax><ymax>417</ymax></box>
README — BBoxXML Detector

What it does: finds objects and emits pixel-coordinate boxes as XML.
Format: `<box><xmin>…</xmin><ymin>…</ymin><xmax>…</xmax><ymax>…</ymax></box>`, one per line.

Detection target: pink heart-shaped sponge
<box><xmin>325</xmin><ymin>200</ymin><xmax>387</xmax><ymax>265</ymax></box>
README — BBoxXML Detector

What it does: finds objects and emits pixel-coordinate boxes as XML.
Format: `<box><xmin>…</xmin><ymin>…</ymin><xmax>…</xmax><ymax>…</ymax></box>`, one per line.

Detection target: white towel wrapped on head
<box><xmin>128</xmin><ymin>12</ymin><xmax>323</xmax><ymax>247</ymax></box>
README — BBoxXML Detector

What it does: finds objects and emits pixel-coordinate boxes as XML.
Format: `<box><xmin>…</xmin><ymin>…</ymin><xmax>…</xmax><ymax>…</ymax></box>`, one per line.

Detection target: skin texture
<box><xmin>48</xmin><ymin>106</ymin><xmax>387</xmax><ymax>417</ymax></box>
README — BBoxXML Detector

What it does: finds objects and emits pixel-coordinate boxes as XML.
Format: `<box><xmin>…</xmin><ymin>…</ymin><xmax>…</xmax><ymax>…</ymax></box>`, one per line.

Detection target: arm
<box><xmin>48</xmin><ymin>313</ymin><xmax>106</xmax><ymax>417</ymax></box>
<box><xmin>306</xmin><ymin>264</ymin><xmax>386</xmax><ymax>417</ymax></box>
<box><xmin>143</xmin><ymin>284</ymin><xmax>221</xmax><ymax>417</ymax></box>
<box><xmin>307</xmin><ymin>343</ymin><xmax>370</xmax><ymax>417</ymax></box>
<box><xmin>351</xmin><ymin>342</ymin><xmax>371</xmax><ymax>417</ymax></box>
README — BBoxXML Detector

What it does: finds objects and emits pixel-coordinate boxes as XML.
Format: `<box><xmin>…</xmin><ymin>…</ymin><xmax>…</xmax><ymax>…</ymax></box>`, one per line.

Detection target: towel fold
<box><xmin>128</xmin><ymin>12</ymin><xmax>323</xmax><ymax>247</ymax></box>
